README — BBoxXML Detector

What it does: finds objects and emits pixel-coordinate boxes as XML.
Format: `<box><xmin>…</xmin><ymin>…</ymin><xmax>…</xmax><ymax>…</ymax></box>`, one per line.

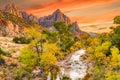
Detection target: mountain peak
<box><xmin>3</xmin><ymin>3</ymin><xmax>22</xmax><ymax>18</ymax></box>
<box><xmin>39</xmin><ymin>9</ymin><xmax>71</xmax><ymax>27</ymax></box>
<box><xmin>4</xmin><ymin>3</ymin><xmax>18</xmax><ymax>11</ymax></box>
<box><xmin>52</xmin><ymin>9</ymin><xmax>62</xmax><ymax>16</ymax></box>
<box><xmin>55</xmin><ymin>9</ymin><xmax>61</xmax><ymax>13</ymax></box>
<box><xmin>3</xmin><ymin>3</ymin><xmax>39</xmax><ymax>23</ymax></box>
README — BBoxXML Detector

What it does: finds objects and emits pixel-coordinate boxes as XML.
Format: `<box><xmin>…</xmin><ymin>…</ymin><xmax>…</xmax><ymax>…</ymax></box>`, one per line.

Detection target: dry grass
<box><xmin>0</xmin><ymin>37</ymin><xmax>25</xmax><ymax>58</ymax></box>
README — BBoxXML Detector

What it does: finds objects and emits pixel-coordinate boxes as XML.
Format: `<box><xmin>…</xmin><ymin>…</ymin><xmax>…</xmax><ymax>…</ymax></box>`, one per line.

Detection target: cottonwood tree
<box><xmin>24</xmin><ymin>26</ymin><xmax>44</xmax><ymax>65</ymax></box>
<box><xmin>54</xmin><ymin>21</ymin><xmax>74</xmax><ymax>52</ymax></box>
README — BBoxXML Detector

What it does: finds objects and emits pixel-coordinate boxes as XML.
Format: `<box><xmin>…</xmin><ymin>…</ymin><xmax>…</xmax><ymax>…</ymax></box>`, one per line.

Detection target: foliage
<box><xmin>54</xmin><ymin>21</ymin><xmax>75</xmax><ymax>52</ymax></box>
<box><xmin>0</xmin><ymin>48</ymin><xmax>11</xmax><ymax>57</ymax></box>
<box><xmin>114</xmin><ymin>16</ymin><xmax>120</xmax><ymax>24</ymax></box>
<box><xmin>62</xmin><ymin>77</ymin><xmax>71</xmax><ymax>80</ymax></box>
<box><xmin>0</xmin><ymin>10</ymin><xmax>39</xmax><ymax>27</ymax></box>
<box><xmin>43</xmin><ymin>42</ymin><xmax>64</xmax><ymax>59</ymax></box>
<box><xmin>24</xmin><ymin>26</ymin><xmax>41</xmax><ymax>40</ymax></box>
<box><xmin>42</xmin><ymin>30</ymin><xmax>58</xmax><ymax>43</ymax></box>
<box><xmin>13</xmin><ymin>67</ymin><xmax>32</xmax><ymax>80</ymax></box>
<box><xmin>85</xmin><ymin>23</ymin><xmax>120</xmax><ymax>79</ymax></box>
<box><xmin>40</xmin><ymin>52</ymin><xmax>58</xmax><ymax>77</ymax></box>
<box><xmin>13</xmin><ymin>36</ymin><xmax>31</xmax><ymax>44</ymax></box>
<box><xmin>24</xmin><ymin>26</ymin><xmax>43</xmax><ymax>65</ymax></box>
<box><xmin>19</xmin><ymin>46</ymin><xmax>37</xmax><ymax>69</ymax></box>
<box><xmin>3</xmin><ymin>14</ymin><xmax>120</xmax><ymax>80</ymax></box>
<box><xmin>40</xmin><ymin>52</ymin><xmax>57</xmax><ymax>69</ymax></box>
<box><xmin>110</xmin><ymin>46</ymin><xmax>120</xmax><ymax>69</ymax></box>
<box><xmin>0</xmin><ymin>56</ymin><xmax>5</xmax><ymax>65</ymax></box>
<box><xmin>112</xmin><ymin>25</ymin><xmax>120</xmax><ymax>49</ymax></box>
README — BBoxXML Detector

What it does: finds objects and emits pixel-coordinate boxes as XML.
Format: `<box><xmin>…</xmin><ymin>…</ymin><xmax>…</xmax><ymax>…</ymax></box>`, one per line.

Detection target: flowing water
<box><xmin>69</xmin><ymin>49</ymin><xmax>87</xmax><ymax>80</ymax></box>
<box><xmin>47</xmin><ymin>49</ymin><xmax>87</xmax><ymax>80</ymax></box>
<box><xmin>47</xmin><ymin>72</ymin><xmax>51</xmax><ymax>80</ymax></box>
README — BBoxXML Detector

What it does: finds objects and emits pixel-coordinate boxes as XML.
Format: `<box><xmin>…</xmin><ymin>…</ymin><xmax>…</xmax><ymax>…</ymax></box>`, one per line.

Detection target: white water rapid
<box><xmin>47</xmin><ymin>49</ymin><xmax>87</xmax><ymax>80</ymax></box>
<box><xmin>69</xmin><ymin>49</ymin><xmax>87</xmax><ymax>80</ymax></box>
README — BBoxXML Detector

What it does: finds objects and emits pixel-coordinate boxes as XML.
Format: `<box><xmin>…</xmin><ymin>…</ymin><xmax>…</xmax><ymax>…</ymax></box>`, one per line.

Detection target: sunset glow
<box><xmin>0</xmin><ymin>0</ymin><xmax>120</xmax><ymax>32</ymax></box>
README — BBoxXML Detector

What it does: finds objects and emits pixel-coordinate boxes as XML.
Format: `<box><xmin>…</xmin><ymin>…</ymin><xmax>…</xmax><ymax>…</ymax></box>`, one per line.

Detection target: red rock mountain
<box><xmin>0</xmin><ymin>19</ymin><xmax>24</xmax><ymax>37</ymax></box>
<box><xmin>39</xmin><ymin>9</ymin><xmax>71</xmax><ymax>27</ymax></box>
<box><xmin>0</xmin><ymin>3</ymin><xmax>86</xmax><ymax>37</ymax></box>
<box><xmin>4</xmin><ymin>3</ymin><xmax>22</xmax><ymax>18</ymax></box>
<box><xmin>39</xmin><ymin>9</ymin><xmax>86</xmax><ymax>36</ymax></box>
<box><xmin>3</xmin><ymin>3</ymin><xmax>38</xmax><ymax>23</ymax></box>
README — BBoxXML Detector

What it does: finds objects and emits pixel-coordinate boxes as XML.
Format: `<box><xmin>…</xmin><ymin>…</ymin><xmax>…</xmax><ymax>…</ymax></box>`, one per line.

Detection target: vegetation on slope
<box><xmin>1</xmin><ymin>16</ymin><xmax>120</xmax><ymax>80</ymax></box>
<box><xmin>0</xmin><ymin>10</ymin><xmax>39</xmax><ymax>27</ymax></box>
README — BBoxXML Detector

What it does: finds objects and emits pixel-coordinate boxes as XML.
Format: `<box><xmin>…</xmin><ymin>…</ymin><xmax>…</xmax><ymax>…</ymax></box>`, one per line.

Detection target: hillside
<box><xmin>0</xmin><ymin>9</ymin><xmax>45</xmax><ymax>37</ymax></box>
<box><xmin>1</xmin><ymin>2</ymin><xmax>120</xmax><ymax>80</ymax></box>
<box><xmin>0</xmin><ymin>10</ymin><xmax>38</xmax><ymax>27</ymax></box>
<box><xmin>0</xmin><ymin>3</ymin><xmax>86</xmax><ymax>37</ymax></box>
<box><xmin>0</xmin><ymin>37</ymin><xmax>25</xmax><ymax>58</ymax></box>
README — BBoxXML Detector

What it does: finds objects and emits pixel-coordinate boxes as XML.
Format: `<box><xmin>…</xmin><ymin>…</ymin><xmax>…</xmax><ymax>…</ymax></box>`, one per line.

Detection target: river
<box><xmin>47</xmin><ymin>49</ymin><xmax>87</xmax><ymax>80</ymax></box>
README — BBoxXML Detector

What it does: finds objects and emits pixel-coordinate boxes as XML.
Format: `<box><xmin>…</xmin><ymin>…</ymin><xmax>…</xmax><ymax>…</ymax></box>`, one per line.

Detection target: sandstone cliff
<box><xmin>0</xmin><ymin>20</ymin><xmax>23</xmax><ymax>37</ymax></box>
<box><xmin>39</xmin><ymin>9</ymin><xmax>86</xmax><ymax>36</ymax></box>
<box><xmin>4</xmin><ymin>3</ymin><xmax>22</xmax><ymax>18</ymax></box>
<box><xmin>39</xmin><ymin>9</ymin><xmax>71</xmax><ymax>27</ymax></box>
<box><xmin>3</xmin><ymin>3</ymin><xmax>38</xmax><ymax>23</ymax></box>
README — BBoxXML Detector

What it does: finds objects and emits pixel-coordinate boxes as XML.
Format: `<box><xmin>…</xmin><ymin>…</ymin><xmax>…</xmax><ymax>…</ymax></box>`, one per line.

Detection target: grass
<box><xmin>0</xmin><ymin>48</ymin><xmax>11</xmax><ymax>57</ymax></box>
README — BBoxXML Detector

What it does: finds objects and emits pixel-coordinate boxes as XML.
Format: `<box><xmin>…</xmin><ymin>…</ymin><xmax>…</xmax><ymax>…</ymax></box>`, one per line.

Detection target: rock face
<box><xmin>21</xmin><ymin>11</ymin><xmax>29</xmax><ymax>21</ymax></box>
<box><xmin>4</xmin><ymin>3</ymin><xmax>22</xmax><ymax>18</ymax></box>
<box><xmin>2</xmin><ymin>3</ymin><xmax>86</xmax><ymax>37</ymax></box>
<box><xmin>39</xmin><ymin>9</ymin><xmax>71</xmax><ymax>27</ymax></box>
<box><xmin>72</xmin><ymin>22</ymin><xmax>86</xmax><ymax>37</ymax></box>
<box><xmin>0</xmin><ymin>20</ymin><xmax>23</xmax><ymax>37</ymax></box>
<box><xmin>28</xmin><ymin>14</ymin><xmax>38</xmax><ymax>23</ymax></box>
<box><xmin>39</xmin><ymin>9</ymin><xmax>86</xmax><ymax>36</ymax></box>
<box><xmin>3</xmin><ymin>3</ymin><xmax>38</xmax><ymax>23</ymax></box>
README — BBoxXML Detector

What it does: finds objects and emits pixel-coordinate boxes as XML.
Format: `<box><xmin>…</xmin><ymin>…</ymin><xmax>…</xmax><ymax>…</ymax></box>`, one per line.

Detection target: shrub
<box><xmin>19</xmin><ymin>46</ymin><xmax>37</xmax><ymax>69</ymax></box>
<box><xmin>0</xmin><ymin>56</ymin><xmax>5</xmax><ymax>65</ymax></box>
<box><xmin>0</xmin><ymin>48</ymin><xmax>11</xmax><ymax>57</ymax></box>
<box><xmin>13</xmin><ymin>37</ymin><xmax>31</xmax><ymax>44</ymax></box>
<box><xmin>13</xmin><ymin>37</ymin><xmax>19</xmax><ymax>43</ymax></box>
<box><xmin>62</xmin><ymin>77</ymin><xmax>71</xmax><ymax>80</ymax></box>
<box><xmin>13</xmin><ymin>67</ymin><xmax>32</xmax><ymax>80</ymax></box>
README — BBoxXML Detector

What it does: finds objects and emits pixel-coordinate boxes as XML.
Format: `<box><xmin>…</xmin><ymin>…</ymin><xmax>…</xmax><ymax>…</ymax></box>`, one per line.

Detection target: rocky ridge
<box><xmin>0</xmin><ymin>20</ymin><xmax>24</xmax><ymax>37</ymax></box>
<box><xmin>39</xmin><ymin>9</ymin><xmax>71</xmax><ymax>27</ymax></box>
<box><xmin>39</xmin><ymin>9</ymin><xmax>86</xmax><ymax>36</ymax></box>
<box><xmin>1</xmin><ymin>3</ymin><xmax>86</xmax><ymax>37</ymax></box>
<box><xmin>3</xmin><ymin>3</ymin><xmax>38</xmax><ymax>23</ymax></box>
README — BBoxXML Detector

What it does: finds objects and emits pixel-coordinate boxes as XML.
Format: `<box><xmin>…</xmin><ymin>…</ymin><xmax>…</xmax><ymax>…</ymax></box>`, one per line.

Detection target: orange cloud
<box><xmin>26</xmin><ymin>0</ymin><xmax>116</xmax><ymax>17</ymax></box>
<box><xmin>71</xmin><ymin>10</ymin><xmax>120</xmax><ymax>24</ymax></box>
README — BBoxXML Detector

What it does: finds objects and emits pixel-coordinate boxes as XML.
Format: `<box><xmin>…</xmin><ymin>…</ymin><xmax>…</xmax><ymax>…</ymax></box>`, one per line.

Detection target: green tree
<box><xmin>19</xmin><ymin>46</ymin><xmax>37</xmax><ymax>69</ymax></box>
<box><xmin>54</xmin><ymin>21</ymin><xmax>74</xmax><ymax>52</ymax></box>
<box><xmin>112</xmin><ymin>25</ymin><xmax>120</xmax><ymax>49</ymax></box>
<box><xmin>42</xmin><ymin>30</ymin><xmax>58</xmax><ymax>43</ymax></box>
<box><xmin>110</xmin><ymin>46</ymin><xmax>120</xmax><ymax>69</ymax></box>
<box><xmin>24</xmin><ymin>26</ymin><xmax>43</xmax><ymax>65</ymax></box>
<box><xmin>114</xmin><ymin>16</ymin><xmax>120</xmax><ymax>24</ymax></box>
<box><xmin>40</xmin><ymin>52</ymin><xmax>58</xmax><ymax>78</ymax></box>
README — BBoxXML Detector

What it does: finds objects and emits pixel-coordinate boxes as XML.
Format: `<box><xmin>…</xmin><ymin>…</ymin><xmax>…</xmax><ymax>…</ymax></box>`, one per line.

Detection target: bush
<box><xmin>13</xmin><ymin>67</ymin><xmax>32</xmax><ymax>80</ymax></box>
<box><xmin>114</xmin><ymin>16</ymin><xmax>120</xmax><ymax>24</ymax></box>
<box><xmin>13</xmin><ymin>37</ymin><xmax>19</xmax><ymax>43</ymax></box>
<box><xmin>19</xmin><ymin>46</ymin><xmax>37</xmax><ymax>69</ymax></box>
<box><xmin>62</xmin><ymin>77</ymin><xmax>71</xmax><ymax>80</ymax></box>
<box><xmin>0</xmin><ymin>56</ymin><xmax>5</xmax><ymax>65</ymax></box>
<box><xmin>13</xmin><ymin>37</ymin><xmax>31</xmax><ymax>44</ymax></box>
<box><xmin>0</xmin><ymin>48</ymin><xmax>11</xmax><ymax>57</ymax></box>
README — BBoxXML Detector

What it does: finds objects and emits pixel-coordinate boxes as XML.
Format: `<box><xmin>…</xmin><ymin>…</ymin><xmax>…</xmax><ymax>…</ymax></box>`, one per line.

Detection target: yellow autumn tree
<box><xmin>40</xmin><ymin>52</ymin><xmax>58</xmax><ymax>77</ymax></box>
<box><xmin>110</xmin><ymin>46</ymin><xmax>120</xmax><ymax>68</ymax></box>
<box><xmin>43</xmin><ymin>42</ymin><xmax>63</xmax><ymax>59</ymax></box>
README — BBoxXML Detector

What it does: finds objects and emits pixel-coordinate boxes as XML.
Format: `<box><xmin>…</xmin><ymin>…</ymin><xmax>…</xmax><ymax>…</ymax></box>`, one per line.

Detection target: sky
<box><xmin>0</xmin><ymin>0</ymin><xmax>120</xmax><ymax>33</ymax></box>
